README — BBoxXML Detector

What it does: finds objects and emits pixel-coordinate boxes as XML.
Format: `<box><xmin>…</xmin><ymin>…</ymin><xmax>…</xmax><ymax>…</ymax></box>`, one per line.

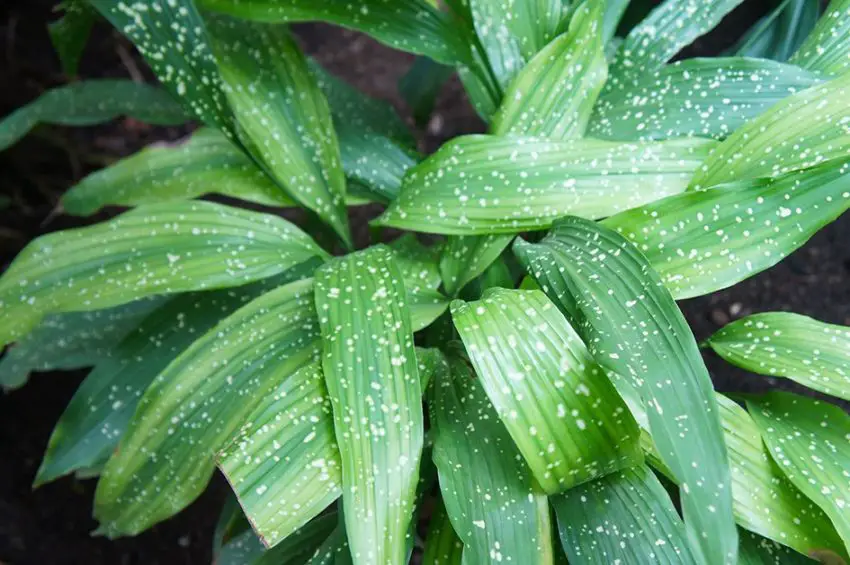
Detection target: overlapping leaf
<box><xmin>791</xmin><ymin>0</ymin><xmax>850</xmax><ymax>76</ymax></box>
<box><xmin>94</xmin><ymin>278</ymin><xmax>321</xmax><ymax>537</ymax></box>
<box><xmin>314</xmin><ymin>246</ymin><xmax>424</xmax><ymax>565</ymax></box>
<box><xmin>376</xmin><ymin>135</ymin><xmax>715</xmax><ymax>235</ymax></box>
<box><xmin>732</xmin><ymin>0</ymin><xmax>820</xmax><ymax>62</ymax></box>
<box><xmin>738</xmin><ymin>530</ymin><xmax>819</xmax><ymax>565</ymax></box>
<box><xmin>452</xmin><ymin>288</ymin><xmax>642</xmax><ymax>494</ymax></box>
<box><xmin>421</xmin><ymin>497</ymin><xmax>463</xmax><ymax>565</ymax></box>
<box><xmin>439</xmin><ymin>234</ymin><xmax>513</xmax><ymax>297</ymax></box>
<box><xmin>514</xmin><ymin>217</ymin><xmax>737</xmax><ymax>565</ymax></box>
<box><xmin>389</xmin><ymin>235</ymin><xmax>442</xmax><ymax>295</ymax></box>
<box><xmin>339</xmin><ymin>128</ymin><xmax>418</xmax><ymax>204</ymax></box>
<box><xmin>398</xmin><ymin>57</ymin><xmax>453</xmax><ymax>127</ymax></box>
<box><xmin>0</xmin><ymin>201</ymin><xmax>327</xmax><ymax>346</ymax></box>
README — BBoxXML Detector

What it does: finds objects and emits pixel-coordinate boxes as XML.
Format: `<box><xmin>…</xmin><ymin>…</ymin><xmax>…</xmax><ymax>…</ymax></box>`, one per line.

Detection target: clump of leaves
<box><xmin>3</xmin><ymin>0</ymin><xmax>850</xmax><ymax>563</ymax></box>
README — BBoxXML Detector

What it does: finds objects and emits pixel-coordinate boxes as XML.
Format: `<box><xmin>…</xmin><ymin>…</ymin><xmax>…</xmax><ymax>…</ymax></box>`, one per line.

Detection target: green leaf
<box><xmin>89</xmin><ymin>0</ymin><xmax>234</xmax><ymax>135</ymax></box>
<box><xmin>589</xmin><ymin>58</ymin><xmax>824</xmax><ymax>141</ymax></box>
<box><xmin>62</xmin><ymin>128</ymin><xmax>294</xmax><ymax>215</ymax></box>
<box><xmin>217</xmin><ymin>528</ymin><xmax>265</xmax><ymax>565</ymax></box>
<box><xmin>399</xmin><ymin>57</ymin><xmax>453</xmax><ymax>127</ymax></box>
<box><xmin>0</xmin><ymin>201</ymin><xmax>327</xmax><ymax>347</ymax></box>
<box><xmin>213</xmin><ymin>493</ymin><xmax>252</xmax><ymax>558</ymax></box>
<box><xmin>422</xmin><ymin>496</ymin><xmax>463</xmax><ymax>565</ymax></box>
<box><xmin>338</xmin><ymin>127</ymin><xmax>418</xmax><ymax>204</ymax></box>
<box><xmin>389</xmin><ymin>235</ymin><xmax>442</xmax><ymax>294</ymax></box>
<box><xmin>314</xmin><ymin>246</ymin><xmax>424</xmax><ymax>565</ymax></box>
<box><xmin>603</xmin><ymin>158</ymin><xmax>850</xmax><ymax>300</ymax></box>
<box><xmin>253</xmin><ymin>513</ymin><xmax>339</xmax><ymax>565</ymax></box>
<box><xmin>602</xmin><ymin>0</ymin><xmax>630</xmax><ymax>41</ymax></box>
<box><xmin>429</xmin><ymin>355</ymin><xmax>555</xmax><ymax>565</ymax></box>
<box><xmin>0</xmin><ymin>80</ymin><xmax>187</xmax><ymax>153</ymax></box>
<box><xmin>710</xmin><ymin>313</ymin><xmax>850</xmax><ymax>402</ymax></box>
<box><xmin>690</xmin><ymin>72</ymin><xmax>850</xmax><ymax>189</ymax></box>
<box><xmin>748</xmin><ymin>392</ymin><xmax>850</xmax><ymax>554</ymax></box>
<box><xmin>93</xmin><ymin>278</ymin><xmax>321</xmax><ymax>537</ymax></box>
<box><xmin>49</xmin><ymin>0</ymin><xmax>96</xmax><ymax>76</ymax></box>
<box><xmin>376</xmin><ymin>135</ymin><xmax>715</xmax><ymax>235</ymax></box>
<box><xmin>791</xmin><ymin>0</ymin><xmax>850</xmax><ymax>76</ymax></box>
<box><xmin>208</xmin><ymin>18</ymin><xmax>351</xmax><ymax>249</ymax></box>
<box><xmin>738</xmin><ymin>530</ymin><xmax>819</xmax><ymax>565</ymax></box>
<box><xmin>0</xmin><ymin>298</ymin><xmax>163</xmax><ymax>391</ymax></box>
<box><xmin>451</xmin><ymin>288</ymin><xmax>642</xmax><ymax>494</ymax></box>
<box><xmin>197</xmin><ymin>0</ymin><xmax>472</xmax><ymax>67</ymax></box>
<box><xmin>490</xmin><ymin>1</ymin><xmax>607</xmax><ymax>140</ymax></box>
<box><xmin>514</xmin><ymin>217</ymin><xmax>737</xmax><ymax>565</ymax></box>
<box><xmin>717</xmin><ymin>393</ymin><xmax>847</xmax><ymax>559</ymax></box>
<box><xmin>439</xmin><ymin>234</ymin><xmax>514</xmax><ymax>297</ymax></box>
<box><xmin>552</xmin><ymin>464</ymin><xmax>700</xmax><ymax>564</ymax></box>
<box><xmin>731</xmin><ymin>0</ymin><xmax>820</xmax><ymax>62</ymax></box>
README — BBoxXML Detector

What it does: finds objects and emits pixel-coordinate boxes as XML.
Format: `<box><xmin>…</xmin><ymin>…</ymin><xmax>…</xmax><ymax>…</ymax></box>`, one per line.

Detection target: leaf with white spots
<box><xmin>421</xmin><ymin>496</ymin><xmax>463</xmax><ymax>565</ymax></box>
<box><xmin>339</xmin><ymin>128</ymin><xmax>418</xmax><ymax>204</ymax></box>
<box><xmin>197</xmin><ymin>0</ymin><xmax>473</xmax><ymax>67</ymax></box>
<box><xmin>738</xmin><ymin>529</ymin><xmax>820</xmax><ymax>565</ymax></box>
<box><xmin>314</xmin><ymin>246</ymin><xmax>424</xmax><ymax>565</ymax></box>
<box><xmin>305</xmin><ymin>516</ymin><xmax>352</xmax><ymax>565</ymax></box>
<box><xmin>791</xmin><ymin>0</ymin><xmax>850</xmax><ymax>76</ymax></box>
<box><xmin>0</xmin><ymin>200</ymin><xmax>327</xmax><ymax>347</ymax></box>
<box><xmin>89</xmin><ymin>0</ymin><xmax>234</xmax><ymax>135</ymax></box>
<box><xmin>589</xmin><ymin>58</ymin><xmax>823</xmax><ymax>142</ymax></box>
<box><xmin>376</xmin><ymin>134</ymin><xmax>715</xmax><ymax>235</ymax></box>
<box><xmin>94</xmin><ymin>278</ymin><xmax>321</xmax><ymax>537</ymax></box>
<box><xmin>440</xmin><ymin>234</ymin><xmax>514</xmax><ymax>297</ymax></box>
<box><xmin>389</xmin><ymin>235</ymin><xmax>442</xmax><ymax>295</ymax></box>
<box><xmin>551</xmin><ymin>464</ymin><xmax>701</xmax><ymax>565</ymax></box>
<box><xmin>429</xmin><ymin>355</ymin><xmax>556</xmax><ymax>565</ymax></box>
<box><xmin>218</xmin><ymin>511</ymin><xmax>339</xmax><ymax>565</ymax></box>
<box><xmin>732</xmin><ymin>0</ymin><xmax>820</xmax><ymax>62</ymax></box>
<box><xmin>603</xmin><ymin>158</ymin><xmax>850</xmax><ymax>300</ymax></box>
<box><xmin>490</xmin><ymin>1</ymin><xmax>607</xmax><ymax>140</ymax></box>
<box><xmin>451</xmin><ymin>288</ymin><xmax>642</xmax><ymax>494</ymax></box>
<box><xmin>747</xmin><ymin>392</ymin><xmax>850</xmax><ymax>552</ymax></box>
<box><xmin>48</xmin><ymin>0</ymin><xmax>97</xmax><ymax>77</ymax></box>
<box><xmin>0</xmin><ymin>79</ymin><xmax>187</xmax><ymax>152</ymax></box>
<box><xmin>690</xmin><ymin>71</ymin><xmax>850</xmax><ymax>189</ymax></box>
<box><xmin>514</xmin><ymin>217</ymin><xmax>738</xmax><ymax>565</ymax></box>
<box><xmin>208</xmin><ymin>17</ymin><xmax>352</xmax><ymax>249</ymax></box>
<box><xmin>710</xmin><ymin>313</ymin><xmax>850</xmax><ymax>403</ymax></box>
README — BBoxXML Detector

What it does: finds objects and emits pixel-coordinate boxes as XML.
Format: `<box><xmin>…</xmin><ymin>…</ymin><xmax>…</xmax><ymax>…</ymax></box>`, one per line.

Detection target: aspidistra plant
<box><xmin>4</xmin><ymin>0</ymin><xmax>850</xmax><ymax>563</ymax></box>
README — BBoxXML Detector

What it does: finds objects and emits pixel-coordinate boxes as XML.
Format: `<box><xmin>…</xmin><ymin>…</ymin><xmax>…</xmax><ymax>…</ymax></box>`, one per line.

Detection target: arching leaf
<box><xmin>791</xmin><ymin>0</ymin><xmax>850</xmax><ymax>76</ymax></box>
<box><xmin>439</xmin><ymin>234</ymin><xmax>514</xmax><ymax>297</ymax></box>
<box><xmin>732</xmin><ymin>0</ymin><xmax>820</xmax><ymax>62</ymax></box>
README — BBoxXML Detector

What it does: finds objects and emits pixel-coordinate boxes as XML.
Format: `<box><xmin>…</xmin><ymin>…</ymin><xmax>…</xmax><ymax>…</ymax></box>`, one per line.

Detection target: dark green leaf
<box><xmin>399</xmin><ymin>57</ymin><xmax>453</xmax><ymax>127</ymax></box>
<box><xmin>338</xmin><ymin>127</ymin><xmax>418</xmax><ymax>204</ymax></box>
<box><xmin>738</xmin><ymin>530</ymin><xmax>818</xmax><ymax>565</ymax></box>
<box><xmin>253</xmin><ymin>513</ymin><xmax>339</xmax><ymax>565</ymax></box>
<box><xmin>422</xmin><ymin>496</ymin><xmax>463</xmax><ymax>565</ymax></box>
<box><xmin>731</xmin><ymin>0</ymin><xmax>820</xmax><ymax>62</ymax></box>
<box><xmin>49</xmin><ymin>0</ymin><xmax>96</xmax><ymax>76</ymax></box>
<box><xmin>791</xmin><ymin>0</ymin><xmax>850</xmax><ymax>76</ymax></box>
<box><xmin>439</xmin><ymin>234</ymin><xmax>514</xmax><ymax>297</ymax></box>
<box><xmin>389</xmin><ymin>234</ymin><xmax>442</xmax><ymax>294</ymax></box>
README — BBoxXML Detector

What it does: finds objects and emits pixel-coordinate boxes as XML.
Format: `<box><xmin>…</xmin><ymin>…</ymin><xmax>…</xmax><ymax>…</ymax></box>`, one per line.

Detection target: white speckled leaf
<box><xmin>314</xmin><ymin>246</ymin><xmax>424</xmax><ymax>565</ymax></box>
<box><xmin>490</xmin><ymin>1</ymin><xmax>606</xmax><ymax>140</ymax></box>
<box><xmin>389</xmin><ymin>235</ymin><xmax>442</xmax><ymax>295</ymax></box>
<box><xmin>439</xmin><ymin>234</ymin><xmax>514</xmax><ymax>297</ymax></box>
<box><xmin>0</xmin><ymin>201</ymin><xmax>327</xmax><ymax>347</ymax></box>
<box><xmin>552</xmin><ymin>464</ymin><xmax>701</xmax><ymax>565</ymax></box>
<box><xmin>738</xmin><ymin>529</ymin><xmax>820</xmax><ymax>565</ymax></box>
<box><xmin>691</xmin><ymin>72</ymin><xmax>850</xmax><ymax>189</ymax></box>
<box><xmin>710</xmin><ymin>313</ymin><xmax>850</xmax><ymax>402</ymax></box>
<box><xmin>376</xmin><ymin>134</ymin><xmax>715</xmax><ymax>235</ymax></box>
<box><xmin>791</xmin><ymin>0</ymin><xmax>850</xmax><ymax>76</ymax></box>
<box><xmin>451</xmin><ymin>288</ymin><xmax>642</xmax><ymax>494</ymax></box>
<box><xmin>429</xmin><ymin>355</ymin><xmax>555</xmax><ymax>565</ymax></box>
<box><xmin>603</xmin><ymin>158</ymin><xmax>850</xmax><ymax>300</ymax></box>
<box><xmin>94</xmin><ymin>278</ymin><xmax>321</xmax><ymax>537</ymax></box>
<box><xmin>0</xmin><ymin>80</ymin><xmax>187</xmax><ymax>152</ymax></box>
<box><xmin>748</xmin><ymin>392</ymin><xmax>850</xmax><ymax>553</ymax></box>
<box><xmin>732</xmin><ymin>0</ymin><xmax>820</xmax><ymax>62</ymax></box>
<box><xmin>339</xmin><ymin>128</ymin><xmax>418</xmax><ymax>204</ymax></box>
<box><xmin>514</xmin><ymin>217</ymin><xmax>737</xmax><ymax>565</ymax></box>
<box><xmin>589</xmin><ymin>58</ymin><xmax>823</xmax><ymax>141</ymax></box>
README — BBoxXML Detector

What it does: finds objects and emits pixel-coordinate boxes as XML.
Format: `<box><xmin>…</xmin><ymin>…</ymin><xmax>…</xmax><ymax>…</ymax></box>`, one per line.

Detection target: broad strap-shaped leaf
<box><xmin>552</xmin><ymin>464</ymin><xmax>700</xmax><ymax>565</ymax></box>
<box><xmin>439</xmin><ymin>234</ymin><xmax>514</xmax><ymax>297</ymax></box>
<box><xmin>490</xmin><ymin>1</ymin><xmax>607</xmax><ymax>140</ymax></box>
<box><xmin>429</xmin><ymin>356</ymin><xmax>555</xmax><ymax>565</ymax></box>
<box><xmin>451</xmin><ymin>288</ymin><xmax>642</xmax><ymax>494</ymax></box>
<box><xmin>339</xmin><ymin>128</ymin><xmax>418</xmax><ymax>204</ymax></box>
<box><xmin>0</xmin><ymin>80</ymin><xmax>187</xmax><ymax>152</ymax></box>
<box><xmin>603</xmin><ymin>158</ymin><xmax>850</xmax><ymax>300</ymax></box>
<box><xmin>602</xmin><ymin>0</ymin><xmax>629</xmax><ymax>41</ymax></box>
<box><xmin>738</xmin><ymin>530</ymin><xmax>819</xmax><ymax>565</ymax></box>
<box><xmin>690</xmin><ymin>71</ymin><xmax>850</xmax><ymax>189</ymax></box>
<box><xmin>314</xmin><ymin>246</ymin><xmax>424</xmax><ymax>565</ymax></box>
<box><xmin>389</xmin><ymin>235</ymin><xmax>442</xmax><ymax>295</ymax></box>
<box><xmin>208</xmin><ymin>18</ymin><xmax>351</xmax><ymax>248</ymax></box>
<box><xmin>717</xmin><ymin>393</ymin><xmax>847</xmax><ymax>559</ymax></box>
<box><xmin>94</xmin><ymin>278</ymin><xmax>321</xmax><ymax>537</ymax></box>
<box><xmin>589</xmin><ymin>58</ymin><xmax>823</xmax><ymax>141</ymax></box>
<box><xmin>747</xmin><ymin>392</ymin><xmax>850</xmax><ymax>550</ymax></box>
<box><xmin>376</xmin><ymin>134</ymin><xmax>715</xmax><ymax>235</ymax></box>
<box><xmin>791</xmin><ymin>0</ymin><xmax>850</xmax><ymax>76</ymax></box>
<box><xmin>422</xmin><ymin>496</ymin><xmax>463</xmax><ymax>565</ymax></box>
<box><xmin>0</xmin><ymin>201</ymin><xmax>327</xmax><ymax>347</ymax></box>
<box><xmin>731</xmin><ymin>0</ymin><xmax>820</xmax><ymax>62</ymax></box>
<box><xmin>197</xmin><ymin>0</ymin><xmax>472</xmax><ymax>67</ymax></box>
<box><xmin>710</xmin><ymin>313</ymin><xmax>850</xmax><ymax>402</ymax></box>
<box><xmin>48</xmin><ymin>0</ymin><xmax>96</xmax><ymax>76</ymax></box>
<box><xmin>0</xmin><ymin>298</ymin><xmax>163</xmax><ymax>391</ymax></box>
<box><xmin>89</xmin><ymin>0</ymin><xmax>234</xmax><ymax>135</ymax></box>
<box><xmin>62</xmin><ymin>128</ymin><xmax>294</xmax><ymax>216</ymax></box>
<box><xmin>514</xmin><ymin>217</ymin><xmax>737</xmax><ymax>565</ymax></box>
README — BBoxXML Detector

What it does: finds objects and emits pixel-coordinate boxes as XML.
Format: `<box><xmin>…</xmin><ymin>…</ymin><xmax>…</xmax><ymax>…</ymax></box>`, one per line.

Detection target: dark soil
<box><xmin>1</xmin><ymin>0</ymin><xmax>847</xmax><ymax>563</ymax></box>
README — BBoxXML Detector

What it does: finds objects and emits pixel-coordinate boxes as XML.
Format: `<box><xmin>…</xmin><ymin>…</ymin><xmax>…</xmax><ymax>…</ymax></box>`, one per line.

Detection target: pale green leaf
<box><xmin>422</xmin><ymin>496</ymin><xmax>463</xmax><ymax>565</ymax></box>
<box><xmin>0</xmin><ymin>201</ymin><xmax>327</xmax><ymax>347</ymax></box>
<box><xmin>429</xmin><ymin>355</ymin><xmax>555</xmax><ymax>565</ymax></box>
<box><xmin>738</xmin><ymin>530</ymin><xmax>819</xmax><ymax>565</ymax></box>
<box><xmin>314</xmin><ymin>246</ymin><xmax>424</xmax><ymax>565</ymax></box>
<box><xmin>408</xmin><ymin>289</ymin><xmax>451</xmax><ymax>332</ymax></box>
<box><xmin>451</xmin><ymin>288</ymin><xmax>642</xmax><ymax>494</ymax></box>
<box><xmin>603</xmin><ymin>158</ymin><xmax>850</xmax><ymax>300</ymax></box>
<box><xmin>389</xmin><ymin>234</ymin><xmax>442</xmax><ymax>295</ymax></box>
<box><xmin>376</xmin><ymin>135</ymin><xmax>715</xmax><ymax>235</ymax></box>
<box><xmin>49</xmin><ymin>0</ymin><xmax>96</xmax><ymax>76</ymax></box>
<box><xmin>439</xmin><ymin>234</ymin><xmax>514</xmax><ymax>297</ymax></box>
<box><xmin>791</xmin><ymin>0</ymin><xmax>850</xmax><ymax>76</ymax></box>
<box><xmin>0</xmin><ymin>80</ymin><xmax>187</xmax><ymax>153</ymax></box>
<box><xmin>589</xmin><ymin>58</ymin><xmax>823</xmax><ymax>141</ymax></box>
<box><xmin>514</xmin><ymin>217</ymin><xmax>737</xmax><ymax>565</ymax></box>
<box><xmin>732</xmin><ymin>0</ymin><xmax>820</xmax><ymax>62</ymax></box>
<box><xmin>94</xmin><ymin>278</ymin><xmax>321</xmax><ymax>537</ymax></box>
<box><xmin>552</xmin><ymin>464</ymin><xmax>700</xmax><ymax>565</ymax></box>
<box><xmin>748</xmin><ymin>392</ymin><xmax>850</xmax><ymax>553</ymax></box>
